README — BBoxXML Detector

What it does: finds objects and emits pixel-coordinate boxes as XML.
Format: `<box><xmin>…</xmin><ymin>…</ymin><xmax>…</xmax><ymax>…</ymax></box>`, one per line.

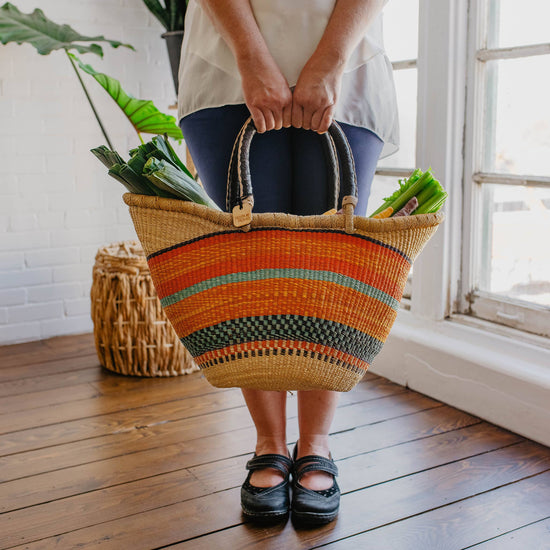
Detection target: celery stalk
<box><xmin>414</xmin><ymin>191</ymin><xmax>448</xmax><ymax>214</ymax></box>
<box><xmin>414</xmin><ymin>178</ymin><xmax>440</xmax><ymax>208</ymax></box>
<box><xmin>370</xmin><ymin>168</ymin><xmax>423</xmax><ymax>217</ymax></box>
<box><xmin>383</xmin><ymin>169</ymin><xmax>434</xmax><ymax>215</ymax></box>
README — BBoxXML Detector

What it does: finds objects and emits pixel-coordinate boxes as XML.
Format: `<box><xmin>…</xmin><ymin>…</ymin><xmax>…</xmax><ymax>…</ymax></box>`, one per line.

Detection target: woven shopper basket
<box><xmin>124</xmin><ymin>120</ymin><xmax>444</xmax><ymax>391</ymax></box>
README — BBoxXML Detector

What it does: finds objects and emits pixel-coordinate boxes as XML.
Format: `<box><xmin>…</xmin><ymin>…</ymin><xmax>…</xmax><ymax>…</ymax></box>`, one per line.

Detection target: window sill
<box><xmin>369</xmin><ymin>309</ymin><xmax>550</xmax><ymax>446</ymax></box>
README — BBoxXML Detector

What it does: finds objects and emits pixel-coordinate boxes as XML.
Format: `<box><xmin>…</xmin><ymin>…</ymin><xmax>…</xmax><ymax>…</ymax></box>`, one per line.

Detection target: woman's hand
<box><xmin>291</xmin><ymin>58</ymin><xmax>344</xmax><ymax>134</ymax></box>
<box><xmin>239</xmin><ymin>58</ymin><xmax>293</xmax><ymax>133</ymax></box>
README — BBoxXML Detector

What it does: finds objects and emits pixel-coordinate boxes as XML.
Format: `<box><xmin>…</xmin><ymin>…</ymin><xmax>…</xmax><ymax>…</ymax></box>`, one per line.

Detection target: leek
<box><xmin>143</xmin><ymin>158</ymin><xmax>221</xmax><ymax>210</ymax></box>
<box><xmin>91</xmin><ymin>135</ymin><xmax>221</xmax><ymax>210</ymax></box>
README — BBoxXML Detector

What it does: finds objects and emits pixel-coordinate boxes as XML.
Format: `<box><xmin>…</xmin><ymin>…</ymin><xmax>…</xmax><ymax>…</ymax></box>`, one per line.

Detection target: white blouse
<box><xmin>177</xmin><ymin>0</ymin><xmax>399</xmax><ymax>158</ymax></box>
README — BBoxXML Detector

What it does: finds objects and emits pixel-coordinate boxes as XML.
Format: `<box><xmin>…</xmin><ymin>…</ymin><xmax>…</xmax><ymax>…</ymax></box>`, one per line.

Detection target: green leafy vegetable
<box><xmin>369</xmin><ymin>168</ymin><xmax>447</xmax><ymax>217</ymax></box>
<box><xmin>143</xmin><ymin>158</ymin><xmax>220</xmax><ymax>209</ymax></box>
<box><xmin>92</xmin><ymin>136</ymin><xmax>221</xmax><ymax>210</ymax></box>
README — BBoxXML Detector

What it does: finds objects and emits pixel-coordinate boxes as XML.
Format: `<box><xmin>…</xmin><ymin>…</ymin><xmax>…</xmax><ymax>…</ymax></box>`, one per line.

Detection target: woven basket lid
<box><xmin>94</xmin><ymin>241</ymin><xmax>149</xmax><ymax>276</ymax></box>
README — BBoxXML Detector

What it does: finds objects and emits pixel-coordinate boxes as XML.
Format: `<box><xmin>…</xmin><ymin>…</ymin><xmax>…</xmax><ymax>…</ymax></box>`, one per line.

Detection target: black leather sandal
<box><xmin>291</xmin><ymin>445</ymin><xmax>341</xmax><ymax>525</ymax></box>
<box><xmin>241</xmin><ymin>453</ymin><xmax>293</xmax><ymax>522</ymax></box>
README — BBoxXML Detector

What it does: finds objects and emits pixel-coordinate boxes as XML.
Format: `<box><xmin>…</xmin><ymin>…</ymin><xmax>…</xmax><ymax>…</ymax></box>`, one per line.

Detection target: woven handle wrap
<box><xmin>226</xmin><ymin>118</ymin><xmax>358</xmax><ymax>232</ymax></box>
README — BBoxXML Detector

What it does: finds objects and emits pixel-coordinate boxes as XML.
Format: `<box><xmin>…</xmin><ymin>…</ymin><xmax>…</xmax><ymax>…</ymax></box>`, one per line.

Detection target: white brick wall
<box><xmin>0</xmin><ymin>0</ymin><xmax>185</xmax><ymax>345</ymax></box>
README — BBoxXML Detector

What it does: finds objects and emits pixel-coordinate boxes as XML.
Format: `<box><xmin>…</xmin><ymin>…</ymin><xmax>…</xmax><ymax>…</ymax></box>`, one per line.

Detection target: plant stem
<box><xmin>66</xmin><ymin>50</ymin><xmax>114</xmax><ymax>150</ymax></box>
<box><xmin>138</xmin><ymin>132</ymin><xmax>144</xmax><ymax>145</ymax></box>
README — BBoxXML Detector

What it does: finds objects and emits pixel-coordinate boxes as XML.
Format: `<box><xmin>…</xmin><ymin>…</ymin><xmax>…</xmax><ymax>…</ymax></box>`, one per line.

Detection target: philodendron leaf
<box><xmin>0</xmin><ymin>2</ymin><xmax>134</xmax><ymax>56</ymax></box>
<box><xmin>69</xmin><ymin>53</ymin><xmax>183</xmax><ymax>140</ymax></box>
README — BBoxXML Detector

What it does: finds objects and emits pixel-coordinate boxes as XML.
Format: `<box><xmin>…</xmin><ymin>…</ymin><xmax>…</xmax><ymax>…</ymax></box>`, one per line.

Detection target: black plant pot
<box><xmin>162</xmin><ymin>30</ymin><xmax>185</xmax><ymax>95</ymax></box>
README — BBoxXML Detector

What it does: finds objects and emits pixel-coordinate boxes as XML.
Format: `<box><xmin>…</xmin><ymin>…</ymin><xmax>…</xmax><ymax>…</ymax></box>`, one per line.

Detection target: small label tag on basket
<box><xmin>232</xmin><ymin>201</ymin><xmax>253</xmax><ymax>227</ymax></box>
<box><xmin>322</xmin><ymin>208</ymin><xmax>337</xmax><ymax>216</ymax></box>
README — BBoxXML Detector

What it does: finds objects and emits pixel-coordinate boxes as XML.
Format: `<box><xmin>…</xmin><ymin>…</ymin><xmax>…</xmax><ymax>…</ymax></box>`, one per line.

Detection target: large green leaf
<box><xmin>0</xmin><ymin>2</ymin><xmax>133</xmax><ymax>56</ymax></box>
<box><xmin>70</xmin><ymin>53</ymin><xmax>183</xmax><ymax>140</ymax></box>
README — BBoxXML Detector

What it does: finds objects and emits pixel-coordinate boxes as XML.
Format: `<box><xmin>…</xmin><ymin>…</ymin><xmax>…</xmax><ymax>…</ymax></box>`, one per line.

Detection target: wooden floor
<box><xmin>1</xmin><ymin>334</ymin><xmax>549</xmax><ymax>549</ymax></box>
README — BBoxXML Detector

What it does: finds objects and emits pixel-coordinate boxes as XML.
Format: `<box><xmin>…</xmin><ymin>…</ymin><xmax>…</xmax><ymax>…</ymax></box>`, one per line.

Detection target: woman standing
<box><xmin>178</xmin><ymin>0</ymin><xmax>398</xmax><ymax>525</ymax></box>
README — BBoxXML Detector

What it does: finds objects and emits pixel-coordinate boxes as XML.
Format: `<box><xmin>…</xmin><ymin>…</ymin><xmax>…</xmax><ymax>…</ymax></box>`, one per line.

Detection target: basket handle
<box><xmin>226</xmin><ymin>117</ymin><xmax>341</xmax><ymax>218</ymax></box>
<box><xmin>227</xmin><ymin>117</ymin><xmax>359</xmax><ymax>233</ymax></box>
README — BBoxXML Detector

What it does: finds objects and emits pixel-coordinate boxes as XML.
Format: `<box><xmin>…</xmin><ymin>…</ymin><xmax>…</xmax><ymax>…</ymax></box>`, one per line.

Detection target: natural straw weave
<box><xmin>90</xmin><ymin>240</ymin><xmax>198</xmax><ymax>377</ymax></box>
<box><xmin>123</xmin><ymin>195</ymin><xmax>444</xmax><ymax>391</ymax></box>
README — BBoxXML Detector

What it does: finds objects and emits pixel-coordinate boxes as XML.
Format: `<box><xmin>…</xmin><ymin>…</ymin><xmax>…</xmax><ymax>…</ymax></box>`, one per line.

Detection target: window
<box><xmin>461</xmin><ymin>0</ymin><xmax>550</xmax><ymax>337</ymax></box>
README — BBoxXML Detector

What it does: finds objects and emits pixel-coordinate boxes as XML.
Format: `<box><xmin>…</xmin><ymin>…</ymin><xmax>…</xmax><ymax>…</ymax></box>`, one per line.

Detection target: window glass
<box><xmin>378</xmin><ymin>68</ymin><xmax>417</xmax><ymax>169</ymax></box>
<box><xmin>367</xmin><ymin>174</ymin><xmax>401</xmax><ymax>216</ymax></box>
<box><xmin>488</xmin><ymin>0</ymin><xmax>550</xmax><ymax>49</ymax></box>
<box><xmin>482</xmin><ymin>55</ymin><xmax>550</xmax><ymax>177</ymax></box>
<box><xmin>478</xmin><ymin>183</ymin><xmax>550</xmax><ymax>307</ymax></box>
<box><xmin>383</xmin><ymin>0</ymin><xmax>419</xmax><ymax>60</ymax></box>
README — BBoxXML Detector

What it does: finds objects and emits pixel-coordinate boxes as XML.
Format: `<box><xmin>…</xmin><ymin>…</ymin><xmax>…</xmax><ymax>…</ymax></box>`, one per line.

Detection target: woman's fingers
<box><xmin>249</xmin><ymin>106</ymin><xmax>267</xmax><ymax>134</ymax></box>
<box><xmin>291</xmin><ymin>103</ymin><xmax>304</xmax><ymax>129</ymax></box>
<box><xmin>316</xmin><ymin>106</ymin><xmax>334</xmax><ymax>134</ymax></box>
<box><xmin>282</xmin><ymin>103</ymin><xmax>292</xmax><ymax>128</ymax></box>
<box><xmin>310</xmin><ymin>108</ymin><xmax>324</xmax><ymax>133</ymax></box>
<box><xmin>262</xmin><ymin>109</ymin><xmax>276</xmax><ymax>133</ymax></box>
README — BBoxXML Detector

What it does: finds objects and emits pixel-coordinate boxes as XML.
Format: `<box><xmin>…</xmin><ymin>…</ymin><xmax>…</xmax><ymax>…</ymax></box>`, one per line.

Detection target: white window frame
<box><xmin>460</xmin><ymin>0</ymin><xmax>550</xmax><ymax>338</ymax></box>
<box><xmin>370</xmin><ymin>0</ymin><xmax>550</xmax><ymax>448</ymax></box>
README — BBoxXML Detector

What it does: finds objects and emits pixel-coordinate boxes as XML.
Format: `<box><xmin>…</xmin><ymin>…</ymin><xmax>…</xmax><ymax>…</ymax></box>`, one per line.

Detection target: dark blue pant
<box><xmin>180</xmin><ymin>104</ymin><xmax>383</xmax><ymax>216</ymax></box>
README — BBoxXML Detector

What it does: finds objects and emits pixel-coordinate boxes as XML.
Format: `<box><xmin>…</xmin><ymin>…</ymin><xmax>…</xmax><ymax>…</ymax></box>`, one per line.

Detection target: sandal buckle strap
<box><xmin>293</xmin><ymin>455</ymin><xmax>339</xmax><ymax>478</ymax></box>
<box><xmin>246</xmin><ymin>453</ymin><xmax>292</xmax><ymax>476</ymax></box>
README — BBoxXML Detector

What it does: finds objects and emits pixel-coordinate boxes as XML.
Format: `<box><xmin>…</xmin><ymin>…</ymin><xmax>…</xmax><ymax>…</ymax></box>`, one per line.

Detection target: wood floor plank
<box><xmin>0</xmin><ymin>333</ymin><xmax>94</xmax><ymax>367</ymax></box>
<box><xmin>13</xmin><ymin>441</ymin><xmax>550</xmax><ymax>549</ymax></box>
<box><xmin>0</xmin><ymin>353</ymin><xmax>100</xmax><ymax>383</ymax></box>
<box><xmin>0</xmin><ymin>385</ymin><xmax>244</xmax><ymax>457</ymax></box>
<box><xmin>464</xmin><ymin>518</ymin><xmax>550</xmax><ymax>550</ymax></box>
<box><xmin>0</xmin><ymin>383</ymin><xmax>101</xmax><ymax>414</ymax></box>
<box><xmin>0</xmin><ymin>392</ymin><xmax>442</xmax><ymax>510</ymax></box>
<box><xmin>0</xmin><ymin>420</ymin><xmax>513</xmax><ymax>546</ymax></box>
<box><xmin>321</xmin><ymin>475</ymin><xmax>550</xmax><ymax>549</ymax></box>
<box><xmin>0</xmin><ymin>373</ymin><xmax>225</xmax><ymax>433</ymax></box>
<box><xmin>0</xmin><ymin>367</ymin><xmax>109</xmax><ymax>398</ymax></box>
<box><xmin>0</xmin><ymin>371</ymin><xmax>212</xmax><ymax>413</ymax></box>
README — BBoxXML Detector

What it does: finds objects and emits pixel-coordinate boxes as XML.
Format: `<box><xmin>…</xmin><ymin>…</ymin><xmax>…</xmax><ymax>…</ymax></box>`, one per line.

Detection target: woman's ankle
<box><xmin>255</xmin><ymin>435</ymin><xmax>289</xmax><ymax>457</ymax></box>
<box><xmin>295</xmin><ymin>436</ymin><xmax>331</xmax><ymax>459</ymax></box>
<box><xmin>294</xmin><ymin>437</ymin><xmax>334</xmax><ymax>491</ymax></box>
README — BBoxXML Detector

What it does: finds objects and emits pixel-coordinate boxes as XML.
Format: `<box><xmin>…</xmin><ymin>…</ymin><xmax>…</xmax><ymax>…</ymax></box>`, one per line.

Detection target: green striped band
<box><xmin>160</xmin><ymin>268</ymin><xmax>399</xmax><ymax>310</ymax></box>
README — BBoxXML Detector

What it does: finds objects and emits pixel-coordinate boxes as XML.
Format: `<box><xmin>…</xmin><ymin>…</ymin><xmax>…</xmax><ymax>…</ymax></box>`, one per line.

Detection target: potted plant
<box><xmin>142</xmin><ymin>0</ymin><xmax>188</xmax><ymax>94</ymax></box>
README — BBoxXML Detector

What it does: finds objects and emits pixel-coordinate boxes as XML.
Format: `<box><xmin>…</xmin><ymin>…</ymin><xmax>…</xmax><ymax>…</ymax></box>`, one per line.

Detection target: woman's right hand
<box><xmin>239</xmin><ymin>58</ymin><xmax>293</xmax><ymax>133</ymax></box>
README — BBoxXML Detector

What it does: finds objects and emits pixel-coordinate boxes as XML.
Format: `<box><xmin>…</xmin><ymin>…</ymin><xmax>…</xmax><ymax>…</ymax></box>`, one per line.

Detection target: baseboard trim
<box><xmin>370</xmin><ymin>310</ymin><xmax>550</xmax><ymax>447</ymax></box>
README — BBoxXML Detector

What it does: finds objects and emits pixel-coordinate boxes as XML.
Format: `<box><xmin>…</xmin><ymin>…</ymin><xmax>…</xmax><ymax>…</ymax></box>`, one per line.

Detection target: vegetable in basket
<box><xmin>369</xmin><ymin>168</ymin><xmax>447</xmax><ymax>218</ymax></box>
<box><xmin>91</xmin><ymin>136</ymin><xmax>221</xmax><ymax>210</ymax></box>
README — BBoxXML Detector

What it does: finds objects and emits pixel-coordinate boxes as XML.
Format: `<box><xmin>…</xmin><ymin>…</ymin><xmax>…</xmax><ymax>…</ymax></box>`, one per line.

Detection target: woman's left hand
<box><xmin>291</xmin><ymin>57</ymin><xmax>345</xmax><ymax>134</ymax></box>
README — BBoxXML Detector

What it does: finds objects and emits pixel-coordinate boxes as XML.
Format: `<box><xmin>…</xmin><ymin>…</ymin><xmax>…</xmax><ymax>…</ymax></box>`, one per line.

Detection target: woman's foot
<box><xmin>294</xmin><ymin>440</ymin><xmax>335</xmax><ymax>491</ymax></box>
<box><xmin>248</xmin><ymin>440</ymin><xmax>290</xmax><ymax>487</ymax></box>
<box><xmin>241</xmin><ymin>452</ymin><xmax>293</xmax><ymax>522</ymax></box>
<box><xmin>291</xmin><ymin>440</ymin><xmax>341</xmax><ymax>525</ymax></box>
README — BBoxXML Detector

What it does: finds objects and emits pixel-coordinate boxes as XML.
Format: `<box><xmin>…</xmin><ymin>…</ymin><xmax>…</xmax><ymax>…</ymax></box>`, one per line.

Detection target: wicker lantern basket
<box><xmin>91</xmin><ymin>240</ymin><xmax>198</xmax><ymax>376</ymax></box>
